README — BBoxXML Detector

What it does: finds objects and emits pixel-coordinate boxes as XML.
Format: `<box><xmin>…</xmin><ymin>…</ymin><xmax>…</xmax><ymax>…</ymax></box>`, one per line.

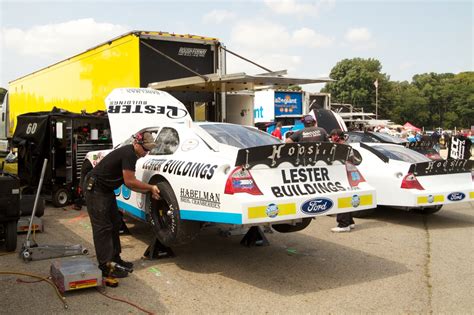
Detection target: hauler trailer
<box><xmin>1</xmin><ymin>31</ymin><xmax>224</xmax><ymax>153</ymax></box>
<box><xmin>12</xmin><ymin>109</ymin><xmax>112</xmax><ymax>207</ymax></box>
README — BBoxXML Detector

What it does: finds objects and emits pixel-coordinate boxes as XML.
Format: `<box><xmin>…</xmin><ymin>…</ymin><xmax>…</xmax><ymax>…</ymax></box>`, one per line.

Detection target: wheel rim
<box><xmin>58</xmin><ymin>191</ymin><xmax>68</xmax><ymax>205</ymax></box>
<box><xmin>150</xmin><ymin>198</ymin><xmax>175</xmax><ymax>233</ymax></box>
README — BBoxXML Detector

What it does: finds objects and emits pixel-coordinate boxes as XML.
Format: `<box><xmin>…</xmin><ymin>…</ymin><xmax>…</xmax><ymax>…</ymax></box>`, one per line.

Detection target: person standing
<box><xmin>329</xmin><ymin>129</ymin><xmax>355</xmax><ymax>233</ymax></box>
<box><xmin>84</xmin><ymin>131</ymin><xmax>161</xmax><ymax>278</ymax></box>
<box><xmin>271</xmin><ymin>121</ymin><xmax>283</xmax><ymax>140</ymax></box>
<box><xmin>285</xmin><ymin>115</ymin><xmax>328</xmax><ymax>143</ymax></box>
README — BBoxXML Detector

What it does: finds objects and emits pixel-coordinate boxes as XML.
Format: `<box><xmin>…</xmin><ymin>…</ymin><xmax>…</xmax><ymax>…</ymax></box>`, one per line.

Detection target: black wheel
<box><xmin>20</xmin><ymin>195</ymin><xmax>45</xmax><ymax>218</ymax></box>
<box><xmin>52</xmin><ymin>188</ymin><xmax>70</xmax><ymax>207</ymax></box>
<box><xmin>79</xmin><ymin>159</ymin><xmax>93</xmax><ymax>192</ymax></box>
<box><xmin>272</xmin><ymin>218</ymin><xmax>312</xmax><ymax>233</ymax></box>
<box><xmin>5</xmin><ymin>221</ymin><xmax>17</xmax><ymax>252</ymax></box>
<box><xmin>352</xmin><ymin>208</ymin><xmax>377</xmax><ymax>218</ymax></box>
<box><xmin>413</xmin><ymin>205</ymin><xmax>443</xmax><ymax>215</ymax></box>
<box><xmin>148</xmin><ymin>181</ymin><xmax>201</xmax><ymax>247</ymax></box>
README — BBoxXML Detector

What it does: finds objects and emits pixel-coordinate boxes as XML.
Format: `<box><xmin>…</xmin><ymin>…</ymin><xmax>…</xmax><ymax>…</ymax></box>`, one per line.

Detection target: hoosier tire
<box><xmin>272</xmin><ymin>218</ymin><xmax>312</xmax><ymax>233</ymax></box>
<box><xmin>413</xmin><ymin>205</ymin><xmax>443</xmax><ymax>215</ymax></box>
<box><xmin>148</xmin><ymin>181</ymin><xmax>201</xmax><ymax>247</ymax></box>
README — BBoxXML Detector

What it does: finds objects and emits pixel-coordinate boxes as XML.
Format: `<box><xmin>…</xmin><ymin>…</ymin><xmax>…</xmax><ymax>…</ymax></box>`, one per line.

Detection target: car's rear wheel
<box><xmin>272</xmin><ymin>218</ymin><xmax>312</xmax><ymax>233</ymax></box>
<box><xmin>413</xmin><ymin>205</ymin><xmax>443</xmax><ymax>215</ymax></box>
<box><xmin>148</xmin><ymin>181</ymin><xmax>201</xmax><ymax>247</ymax></box>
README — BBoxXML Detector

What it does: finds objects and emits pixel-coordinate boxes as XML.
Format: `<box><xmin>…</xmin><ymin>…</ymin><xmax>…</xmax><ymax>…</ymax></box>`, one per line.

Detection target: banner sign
<box><xmin>274</xmin><ymin>91</ymin><xmax>303</xmax><ymax>117</ymax></box>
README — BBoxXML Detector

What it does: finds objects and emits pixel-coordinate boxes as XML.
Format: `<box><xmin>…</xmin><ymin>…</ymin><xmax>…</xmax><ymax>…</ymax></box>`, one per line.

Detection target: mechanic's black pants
<box><xmin>84</xmin><ymin>189</ymin><xmax>122</xmax><ymax>267</ymax></box>
<box><xmin>336</xmin><ymin>212</ymin><xmax>355</xmax><ymax>227</ymax></box>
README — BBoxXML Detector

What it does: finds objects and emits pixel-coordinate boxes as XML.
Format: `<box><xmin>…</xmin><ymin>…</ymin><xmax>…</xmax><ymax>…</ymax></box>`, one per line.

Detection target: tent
<box><xmin>403</xmin><ymin>122</ymin><xmax>421</xmax><ymax>132</ymax></box>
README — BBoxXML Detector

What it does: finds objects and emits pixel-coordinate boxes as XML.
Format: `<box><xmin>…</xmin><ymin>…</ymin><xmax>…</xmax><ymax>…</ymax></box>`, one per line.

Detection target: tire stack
<box><xmin>0</xmin><ymin>173</ymin><xmax>20</xmax><ymax>252</ymax></box>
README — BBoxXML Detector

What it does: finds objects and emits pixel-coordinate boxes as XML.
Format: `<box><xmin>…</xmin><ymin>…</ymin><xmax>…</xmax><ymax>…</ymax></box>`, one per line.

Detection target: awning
<box><xmin>147</xmin><ymin>72</ymin><xmax>333</xmax><ymax>92</ymax></box>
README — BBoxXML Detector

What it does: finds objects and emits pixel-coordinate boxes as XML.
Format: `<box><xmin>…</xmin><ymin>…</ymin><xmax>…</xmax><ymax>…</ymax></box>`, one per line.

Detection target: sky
<box><xmin>0</xmin><ymin>0</ymin><xmax>472</xmax><ymax>92</ymax></box>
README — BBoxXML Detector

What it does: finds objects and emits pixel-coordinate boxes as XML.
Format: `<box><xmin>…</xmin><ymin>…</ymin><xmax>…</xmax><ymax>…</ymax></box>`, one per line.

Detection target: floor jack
<box><xmin>19</xmin><ymin>159</ymin><xmax>88</xmax><ymax>262</ymax></box>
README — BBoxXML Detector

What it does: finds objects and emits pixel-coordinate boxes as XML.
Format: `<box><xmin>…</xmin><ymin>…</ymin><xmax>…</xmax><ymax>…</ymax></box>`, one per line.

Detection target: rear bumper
<box><xmin>383</xmin><ymin>189</ymin><xmax>474</xmax><ymax>208</ymax></box>
<box><xmin>179</xmin><ymin>187</ymin><xmax>376</xmax><ymax>225</ymax></box>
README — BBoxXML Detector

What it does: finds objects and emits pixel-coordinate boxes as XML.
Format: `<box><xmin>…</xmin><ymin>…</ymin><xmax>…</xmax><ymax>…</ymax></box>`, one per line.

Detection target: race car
<box><xmin>349</xmin><ymin>142</ymin><xmax>473</xmax><ymax>216</ymax></box>
<box><xmin>82</xmin><ymin>88</ymin><xmax>376</xmax><ymax>247</ymax></box>
<box><xmin>346</xmin><ymin>131</ymin><xmax>442</xmax><ymax>160</ymax></box>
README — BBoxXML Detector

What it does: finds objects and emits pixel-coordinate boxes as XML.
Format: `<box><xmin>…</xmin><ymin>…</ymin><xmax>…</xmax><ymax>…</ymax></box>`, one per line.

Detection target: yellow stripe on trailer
<box><xmin>248</xmin><ymin>203</ymin><xmax>296</xmax><ymax>219</ymax></box>
<box><xmin>470</xmin><ymin>192</ymin><xmax>474</xmax><ymax>199</ymax></box>
<box><xmin>417</xmin><ymin>195</ymin><xmax>444</xmax><ymax>204</ymax></box>
<box><xmin>338</xmin><ymin>194</ymin><xmax>373</xmax><ymax>209</ymax></box>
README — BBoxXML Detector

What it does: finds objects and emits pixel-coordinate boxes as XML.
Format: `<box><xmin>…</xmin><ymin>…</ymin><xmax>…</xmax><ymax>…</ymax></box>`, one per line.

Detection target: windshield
<box><xmin>201</xmin><ymin>124</ymin><xmax>281</xmax><ymax>148</ymax></box>
<box><xmin>371</xmin><ymin>144</ymin><xmax>431</xmax><ymax>163</ymax></box>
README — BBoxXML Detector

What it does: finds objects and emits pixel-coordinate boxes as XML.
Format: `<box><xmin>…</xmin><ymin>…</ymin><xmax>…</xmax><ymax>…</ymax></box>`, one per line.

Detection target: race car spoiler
<box><xmin>235</xmin><ymin>142</ymin><xmax>355</xmax><ymax>168</ymax></box>
<box><xmin>408</xmin><ymin>158</ymin><xmax>473</xmax><ymax>176</ymax></box>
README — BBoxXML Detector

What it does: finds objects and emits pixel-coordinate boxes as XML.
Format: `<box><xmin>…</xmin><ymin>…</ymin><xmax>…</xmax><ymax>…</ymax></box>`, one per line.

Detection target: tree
<box><xmin>321</xmin><ymin>58</ymin><xmax>390</xmax><ymax>114</ymax></box>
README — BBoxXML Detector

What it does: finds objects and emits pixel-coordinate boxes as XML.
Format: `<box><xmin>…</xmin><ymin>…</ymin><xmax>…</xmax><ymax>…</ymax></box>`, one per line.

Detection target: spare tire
<box><xmin>20</xmin><ymin>194</ymin><xmax>45</xmax><ymax>218</ymax></box>
<box><xmin>148</xmin><ymin>181</ymin><xmax>201</xmax><ymax>247</ymax></box>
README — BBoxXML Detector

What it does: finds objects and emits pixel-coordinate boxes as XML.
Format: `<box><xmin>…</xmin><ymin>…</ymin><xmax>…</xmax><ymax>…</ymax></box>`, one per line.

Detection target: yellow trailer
<box><xmin>4</xmin><ymin>31</ymin><xmax>222</xmax><ymax>138</ymax></box>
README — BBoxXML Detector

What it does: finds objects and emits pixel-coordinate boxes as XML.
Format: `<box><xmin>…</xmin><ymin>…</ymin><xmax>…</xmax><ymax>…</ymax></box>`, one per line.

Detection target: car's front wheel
<box><xmin>148</xmin><ymin>181</ymin><xmax>201</xmax><ymax>247</ymax></box>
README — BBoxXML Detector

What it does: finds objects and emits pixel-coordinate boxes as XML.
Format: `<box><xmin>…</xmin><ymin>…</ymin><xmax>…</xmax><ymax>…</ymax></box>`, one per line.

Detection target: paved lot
<box><xmin>1</xmin><ymin>201</ymin><xmax>473</xmax><ymax>314</ymax></box>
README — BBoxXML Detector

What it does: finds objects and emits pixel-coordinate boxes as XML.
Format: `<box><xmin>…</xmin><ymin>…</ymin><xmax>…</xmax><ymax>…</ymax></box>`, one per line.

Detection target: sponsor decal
<box><xmin>265</xmin><ymin>203</ymin><xmax>279</xmax><ymax>218</ymax></box>
<box><xmin>447</xmin><ymin>192</ymin><xmax>465</xmax><ymax>202</ymax></box>
<box><xmin>274</xmin><ymin>91</ymin><xmax>303</xmax><ymax>116</ymax></box>
<box><xmin>271</xmin><ymin>167</ymin><xmax>346</xmax><ymax>198</ymax></box>
<box><xmin>409</xmin><ymin>159</ymin><xmax>472</xmax><ymax>176</ymax></box>
<box><xmin>107</xmin><ymin>104</ymin><xmax>188</xmax><ymax>119</ymax></box>
<box><xmin>142</xmin><ymin>159</ymin><xmax>167</xmax><ymax>171</ymax></box>
<box><xmin>427</xmin><ymin>195</ymin><xmax>434</xmax><ymax>203</ymax></box>
<box><xmin>300</xmin><ymin>198</ymin><xmax>333</xmax><ymax>215</ymax></box>
<box><xmin>178</xmin><ymin>47</ymin><xmax>207</xmax><ymax>57</ymax></box>
<box><xmin>122</xmin><ymin>186</ymin><xmax>131</xmax><ymax>200</ymax></box>
<box><xmin>69</xmin><ymin>279</ymin><xmax>98</xmax><ymax>290</ymax></box>
<box><xmin>235</xmin><ymin>142</ymin><xmax>354</xmax><ymax>169</ymax></box>
<box><xmin>181</xmin><ymin>139</ymin><xmax>199</xmax><ymax>152</ymax></box>
<box><xmin>351</xmin><ymin>194</ymin><xmax>361</xmax><ymax>208</ymax></box>
<box><xmin>162</xmin><ymin>160</ymin><xmax>218</xmax><ymax>180</ymax></box>
<box><xmin>180</xmin><ymin>188</ymin><xmax>220</xmax><ymax>209</ymax></box>
<box><xmin>248</xmin><ymin>203</ymin><xmax>296</xmax><ymax>219</ymax></box>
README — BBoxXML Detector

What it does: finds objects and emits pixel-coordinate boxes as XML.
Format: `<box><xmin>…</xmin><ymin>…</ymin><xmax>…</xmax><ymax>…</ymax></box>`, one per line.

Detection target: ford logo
<box><xmin>301</xmin><ymin>198</ymin><xmax>333</xmax><ymax>215</ymax></box>
<box><xmin>447</xmin><ymin>192</ymin><xmax>465</xmax><ymax>202</ymax></box>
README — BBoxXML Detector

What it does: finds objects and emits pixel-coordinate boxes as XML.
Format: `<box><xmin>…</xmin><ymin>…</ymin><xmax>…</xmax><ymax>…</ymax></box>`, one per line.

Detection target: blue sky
<box><xmin>0</xmin><ymin>0</ymin><xmax>472</xmax><ymax>92</ymax></box>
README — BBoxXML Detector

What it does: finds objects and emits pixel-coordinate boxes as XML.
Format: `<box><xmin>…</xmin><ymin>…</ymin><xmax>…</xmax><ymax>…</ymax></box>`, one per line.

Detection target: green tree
<box><xmin>321</xmin><ymin>58</ymin><xmax>390</xmax><ymax>115</ymax></box>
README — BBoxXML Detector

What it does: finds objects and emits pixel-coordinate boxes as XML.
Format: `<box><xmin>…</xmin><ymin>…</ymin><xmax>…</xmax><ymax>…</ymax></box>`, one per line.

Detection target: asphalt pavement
<box><xmin>1</xmin><ymin>200</ymin><xmax>473</xmax><ymax>314</ymax></box>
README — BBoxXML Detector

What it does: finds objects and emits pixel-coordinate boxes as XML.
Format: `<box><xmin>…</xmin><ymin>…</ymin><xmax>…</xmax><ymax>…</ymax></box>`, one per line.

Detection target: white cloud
<box><xmin>227</xmin><ymin>50</ymin><xmax>302</xmax><ymax>75</ymax></box>
<box><xmin>292</xmin><ymin>27</ymin><xmax>334</xmax><ymax>48</ymax></box>
<box><xmin>231</xmin><ymin>20</ymin><xmax>291</xmax><ymax>51</ymax></box>
<box><xmin>345</xmin><ymin>27</ymin><xmax>372</xmax><ymax>43</ymax></box>
<box><xmin>264</xmin><ymin>0</ymin><xmax>335</xmax><ymax>17</ymax></box>
<box><xmin>202</xmin><ymin>9</ymin><xmax>236</xmax><ymax>24</ymax></box>
<box><xmin>1</xmin><ymin>18</ymin><xmax>128</xmax><ymax>58</ymax></box>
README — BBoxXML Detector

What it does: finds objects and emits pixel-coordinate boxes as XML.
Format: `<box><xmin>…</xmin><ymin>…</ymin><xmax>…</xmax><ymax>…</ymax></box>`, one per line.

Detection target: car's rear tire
<box><xmin>272</xmin><ymin>218</ymin><xmax>312</xmax><ymax>233</ymax></box>
<box><xmin>413</xmin><ymin>205</ymin><xmax>443</xmax><ymax>215</ymax></box>
<box><xmin>148</xmin><ymin>181</ymin><xmax>201</xmax><ymax>247</ymax></box>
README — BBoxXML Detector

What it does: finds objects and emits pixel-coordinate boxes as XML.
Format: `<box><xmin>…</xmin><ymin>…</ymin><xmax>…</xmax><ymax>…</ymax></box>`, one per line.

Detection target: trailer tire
<box><xmin>352</xmin><ymin>208</ymin><xmax>377</xmax><ymax>218</ymax></box>
<box><xmin>52</xmin><ymin>188</ymin><xmax>70</xmax><ymax>207</ymax></box>
<box><xmin>5</xmin><ymin>221</ymin><xmax>17</xmax><ymax>252</ymax></box>
<box><xmin>148</xmin><ymin>181</ymin><xmax>201</xmax><ymax>247</ymax></box>
<box><xmin>272</xmin><ymin>218</ymin><xmax>312</xmax><ymax>233</ymax></box>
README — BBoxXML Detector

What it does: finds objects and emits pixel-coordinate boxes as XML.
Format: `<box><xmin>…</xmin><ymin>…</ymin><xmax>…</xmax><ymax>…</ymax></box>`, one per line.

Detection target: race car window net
<box><xmin>345</xmin><ymin>162</ymin><xmax>366</xmax><ymax>187</ymax></box>
<box><xmin>150</xmin><ymin>127</ymin><xmax>179</xmax><ymax>155</ymax></box>
<box><xmin>370</xmin><ymin>144</ymin><xmax>431</xmax><ymax>163</ymax></box>
<box><xmin>224</xmin><ymin>166</ymin><xmax>263</xmax><ymax>195</ymax></box>
<box><xmin>201</xmin><ymin>124</ymin><xmax>281</xmax><ymax>149</ymax></box>
<box><xmin>401</xmin><ymin>173</ymin><xmax>424</xmax><ymax>190</ymax></box>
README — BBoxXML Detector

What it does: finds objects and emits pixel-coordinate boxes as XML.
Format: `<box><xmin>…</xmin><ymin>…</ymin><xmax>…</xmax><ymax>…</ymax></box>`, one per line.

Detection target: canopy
<box><xmin>403</xmin><ymin>122</ymin><xmax>421</xmax><ymax>132</ymax></box>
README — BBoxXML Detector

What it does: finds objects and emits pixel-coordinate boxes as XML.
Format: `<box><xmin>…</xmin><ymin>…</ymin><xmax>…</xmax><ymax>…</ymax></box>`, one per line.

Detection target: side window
<box><xmin>151</xmin><ymin>127</ymin><xmax>179</xmax><ymax>155</ymax></box>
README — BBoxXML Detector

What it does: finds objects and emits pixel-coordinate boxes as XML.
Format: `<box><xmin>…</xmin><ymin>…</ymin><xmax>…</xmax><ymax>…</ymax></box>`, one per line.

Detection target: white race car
<box><xmin>83</xmin><ymin>88</ymin><xmax>376</xmax><ymax>247</ymax></box>
<box><xmin>349</xmin><ymin>142</ymin><xmax>473</xmax><ymax>216</ymax></box>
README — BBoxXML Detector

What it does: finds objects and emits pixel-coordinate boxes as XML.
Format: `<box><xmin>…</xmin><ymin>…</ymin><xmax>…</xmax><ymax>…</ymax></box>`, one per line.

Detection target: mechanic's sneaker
<box><xmin>331</xmin><ymin>226</ymin><xmax>351</xmax><ymax>233</ymax></box>
<box><xmin>349</xmin><ymin>224</ymin><xmax>355</xmax><ymax>229</ymax></box>
<box><xmin>114</xmin><ymin>258</ymin><xmax>134</xmax><ymax>270</ymax></box>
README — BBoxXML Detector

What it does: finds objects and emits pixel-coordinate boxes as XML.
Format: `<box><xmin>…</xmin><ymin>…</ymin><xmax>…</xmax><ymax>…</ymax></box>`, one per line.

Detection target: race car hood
<box><xmin>106</xmin><ymin>88</ymin><xmax>192</xmax><ymax>147</ymax></box>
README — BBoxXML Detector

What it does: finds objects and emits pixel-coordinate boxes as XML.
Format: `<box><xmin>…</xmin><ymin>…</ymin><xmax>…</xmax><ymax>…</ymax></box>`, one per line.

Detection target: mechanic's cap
<box><xmin>302</xmin><ymin>115</ymin><xmax>316</xmax><ymax>124</ymax></box>
<box><xmin>137</xmin><ymin>132</ymin><xmax>158</xmax><ymax>150</ymax></box>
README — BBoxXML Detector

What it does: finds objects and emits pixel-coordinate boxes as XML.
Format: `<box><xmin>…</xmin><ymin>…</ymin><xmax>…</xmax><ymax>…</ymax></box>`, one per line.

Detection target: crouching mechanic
<box><xmin>84</xmin><ymin>131</ymin><xmax>161</xmax><ymax>278</ymax></box>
